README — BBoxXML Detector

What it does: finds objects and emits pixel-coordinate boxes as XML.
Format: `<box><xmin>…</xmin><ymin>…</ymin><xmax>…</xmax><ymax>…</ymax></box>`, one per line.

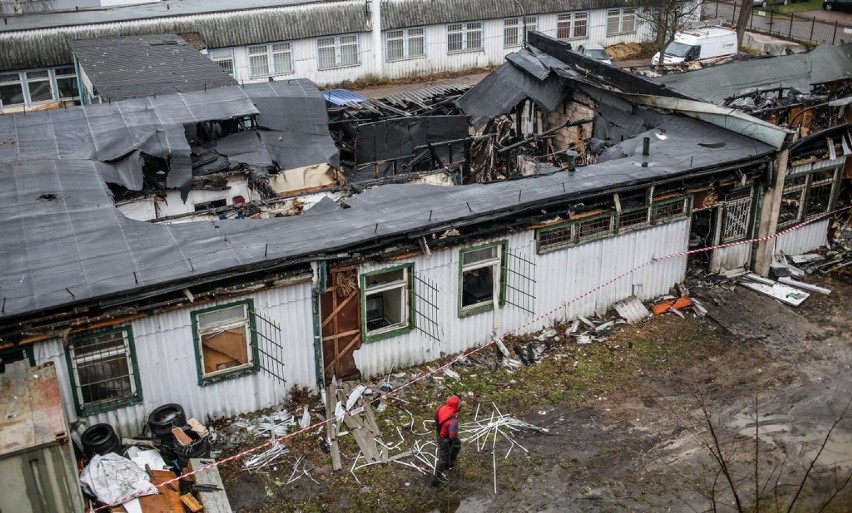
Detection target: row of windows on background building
<box><xmin>0</xmin><ymin>66</ymin><xmax>78</xmax><ymax>107</ymax></box>
<box><xmin>205</xmin><ymin>9</ymin><xmax>636</xmax><ymax>79</ymax></box>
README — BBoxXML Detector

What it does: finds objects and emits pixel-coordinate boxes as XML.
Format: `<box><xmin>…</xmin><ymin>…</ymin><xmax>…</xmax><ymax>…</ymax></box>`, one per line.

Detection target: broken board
<box><xmin>188</xmin><ymin>458</ymin><xmax>233</xmax><ymax>513</ymax></box>
<box><xmin>739</xmin><ymin>281</ymin><xmax>810</xmax><ymax>307</ymax></box>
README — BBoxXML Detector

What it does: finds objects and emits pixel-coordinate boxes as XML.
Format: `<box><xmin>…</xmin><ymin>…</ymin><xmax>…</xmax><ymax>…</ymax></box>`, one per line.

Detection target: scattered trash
<box><xmin>739</xmin><ymin>280</ymin><xmax>810</xmax><ymax>307</ymax></box>
<box><xmin>651</xmin><ymin>296</ymin><xmax>693</xmax><ymax>315</ymax></box>
<box><xmin>80</xmin><ymin>453</ymin><xmax>158</xmax><ymax>505</ymax></box>
<box><xmin>613</xmin><ymin>296</ymin><xmax>651</xmax><ymax>324</ymax></box>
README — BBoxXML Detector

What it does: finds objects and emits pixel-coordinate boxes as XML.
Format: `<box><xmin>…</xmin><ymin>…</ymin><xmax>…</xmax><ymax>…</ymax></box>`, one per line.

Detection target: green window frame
<box><xmin>360</xmin><ymin>264</ymin><xmax>415</xmax><ymax>343</ymax></box>
<box><xmin>458</xmin><ymin>241</ymin><xmax>508</xmax><ymax>317</ymax></box>
<box><xmin>65</xmin><ymin>326</ymin><xmax>142</xmax><ymax>416</ymax></box>
<box><xmin>191</xmin><ymin>299</ymin><xmax>259</xmax><ymax>386</ymax></box>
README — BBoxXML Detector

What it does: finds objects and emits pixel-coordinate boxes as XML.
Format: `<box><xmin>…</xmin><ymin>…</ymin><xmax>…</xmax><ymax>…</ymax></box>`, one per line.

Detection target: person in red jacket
<box><xmin>432</xmin><ymin>394</ymin><xmax>461</xmax><ymax>487</ymax></box>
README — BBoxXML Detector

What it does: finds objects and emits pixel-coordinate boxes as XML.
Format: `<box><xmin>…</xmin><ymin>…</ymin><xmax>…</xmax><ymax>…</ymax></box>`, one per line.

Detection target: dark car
<box><xmin>824</xmin><ymin>0</ymin><xmax>852</xmax><ymax>11</ymax></box>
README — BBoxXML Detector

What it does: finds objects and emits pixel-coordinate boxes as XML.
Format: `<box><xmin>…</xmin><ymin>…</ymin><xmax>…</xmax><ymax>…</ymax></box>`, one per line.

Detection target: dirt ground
<box><xmin>210</xmin><ymin>264</ymin><xmax>851</xmax><ymax>513</ymax></box>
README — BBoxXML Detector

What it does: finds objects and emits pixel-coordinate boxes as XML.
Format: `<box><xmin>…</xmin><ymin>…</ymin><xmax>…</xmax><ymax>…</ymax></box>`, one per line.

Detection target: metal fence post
<box><xmin>834</xmin><ymin>20</ymin><xmax>839</xmax><ymax>45</ymax></box>
<box><xmin>732</xmin><ymin>2</ymin><xmax>737</xmax><ymax>24</ymax></box>
<box><xmin>789</xmin><ymin>13</ymin><xmax>793</xmax><ymax>38</ymax></box>
<box><xmin>715</xmin><ymin>0</ymin><xmax>719</xmax><ymax>19</ymax></box>
<box><xmin>810</xmin><ymin>17</ymin><xmax>815</xmax><ymax>42</ymax></box>
<box><xmin>769</xmin><ymin>8</ymin><xmax>774</xmax><ymax>35</ymax></box>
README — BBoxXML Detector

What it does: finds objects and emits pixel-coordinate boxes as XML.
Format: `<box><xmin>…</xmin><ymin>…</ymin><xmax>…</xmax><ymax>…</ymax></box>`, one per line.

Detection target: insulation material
<box><xmin>268</xmin><ymin>163</ymin><xmax>337</xmax><ymax>194</ymax></box>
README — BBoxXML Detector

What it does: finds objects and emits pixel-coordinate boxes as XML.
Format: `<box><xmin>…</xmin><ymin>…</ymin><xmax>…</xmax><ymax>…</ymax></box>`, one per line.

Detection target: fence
<box><xmin>702</xmin><ymin>0</ymin><xmax>852</xmax><ymax>46</ymax></box>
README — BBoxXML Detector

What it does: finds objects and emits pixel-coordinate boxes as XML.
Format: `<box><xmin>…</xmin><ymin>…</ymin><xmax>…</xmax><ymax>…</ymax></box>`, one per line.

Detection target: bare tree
<box><xmin>634</xmin><ymin>0</ymin><xmax>703</xmax><ymax>67</ymax></box>
<box><xmin>734</xmin><ymin>1</ymin><xmax>752</xmax><ymax>51</ymax></box>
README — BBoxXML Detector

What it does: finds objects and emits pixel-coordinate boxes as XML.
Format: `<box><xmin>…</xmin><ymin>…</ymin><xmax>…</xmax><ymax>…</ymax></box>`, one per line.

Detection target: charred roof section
<box><xmin>70</xmin><ymin>34</ymin><xmax>238</xmax><ymax>101</ymax></box>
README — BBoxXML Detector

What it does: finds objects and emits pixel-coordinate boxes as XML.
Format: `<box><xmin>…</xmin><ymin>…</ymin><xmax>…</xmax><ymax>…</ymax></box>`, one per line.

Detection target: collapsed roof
<box><xmin>0</xmin><ymin>79</ymin><xmax>339</xmax><ymax>197</ymax></box>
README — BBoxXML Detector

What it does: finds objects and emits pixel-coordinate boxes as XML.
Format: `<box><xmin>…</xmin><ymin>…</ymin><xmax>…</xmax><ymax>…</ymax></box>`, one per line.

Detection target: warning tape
<box><xmin>90</xmin><ymin>204</ymin><xmax>850</xmax><ymax>511</ymax></box>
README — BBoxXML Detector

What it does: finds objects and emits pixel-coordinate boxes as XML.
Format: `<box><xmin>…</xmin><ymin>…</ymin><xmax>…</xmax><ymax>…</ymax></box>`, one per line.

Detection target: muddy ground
<box><xmin>214</xmin><ymin>272</ymin><xmax>851</xmax><ymax>513</ymax></box>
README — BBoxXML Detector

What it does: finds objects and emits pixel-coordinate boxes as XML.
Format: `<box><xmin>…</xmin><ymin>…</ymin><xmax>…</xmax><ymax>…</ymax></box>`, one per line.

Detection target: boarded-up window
<box><xmin>67</xmin><ymin>327</ymin><xmax>141</xmax><ymax>415</ymax></box>
<box><xmin>192</xmin><ymin>301</ymin><xmax>257</xmax><ymax>384</ymax></box>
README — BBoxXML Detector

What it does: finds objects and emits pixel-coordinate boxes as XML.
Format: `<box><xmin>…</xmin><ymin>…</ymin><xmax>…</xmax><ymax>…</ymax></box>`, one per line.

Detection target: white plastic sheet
<box><xmin>80</xmin><ymin>453</ymin><xmax>158</xmax><ymax>505</ymax></box>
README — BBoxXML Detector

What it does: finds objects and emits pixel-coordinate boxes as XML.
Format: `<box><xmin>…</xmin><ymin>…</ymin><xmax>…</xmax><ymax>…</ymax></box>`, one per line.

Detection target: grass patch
<box><xmin>777</xmin><ymin>0</ymin><xmax>824</xmax><ymax>12</ymax></box>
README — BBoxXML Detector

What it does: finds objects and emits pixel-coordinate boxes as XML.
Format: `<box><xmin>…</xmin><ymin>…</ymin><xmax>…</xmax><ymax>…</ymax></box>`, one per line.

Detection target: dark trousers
<box><xmin>434</xmin><ymin>436</ymin><xmax>461</xmax><ymax>479</ymax></box>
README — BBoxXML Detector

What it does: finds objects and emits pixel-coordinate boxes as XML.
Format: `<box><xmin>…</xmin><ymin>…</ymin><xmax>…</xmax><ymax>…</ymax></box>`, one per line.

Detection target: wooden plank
<box><xmin>362</xmin><ymin>401</ymin><xmax>381</xmax><ymax>437</ymax></box>
<box><xmin>189</xmin><ymin>458</ymin><xmax>233</xmax><ymax>513</ymax></box>
<box><xmin>320</xmin><ymin>291</ymin><xmax>358</xmax><ymax>329</ymax></box>
<box><xmin>324</xmin><ymin>380</ymin><xmax>342</xmax><ymax>471</ymax></box>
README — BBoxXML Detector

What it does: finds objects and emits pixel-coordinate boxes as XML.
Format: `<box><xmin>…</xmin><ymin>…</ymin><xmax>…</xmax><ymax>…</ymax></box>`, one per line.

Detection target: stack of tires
<box><xmin>80</xmin><ymin>424</ymin><xmax>121</xmax><ymax>459</ymax></box>
<box><xmin>148</xmin><ymin>403</ymin><xmax>210</xmax><ymax>469</ymax></box>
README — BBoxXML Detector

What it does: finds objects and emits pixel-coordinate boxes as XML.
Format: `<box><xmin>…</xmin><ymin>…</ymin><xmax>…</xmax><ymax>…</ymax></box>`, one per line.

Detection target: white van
<box><xmin>651</xmin><ymin>27</ymin><xmax>737</xmax><ymax>65</ymax></box>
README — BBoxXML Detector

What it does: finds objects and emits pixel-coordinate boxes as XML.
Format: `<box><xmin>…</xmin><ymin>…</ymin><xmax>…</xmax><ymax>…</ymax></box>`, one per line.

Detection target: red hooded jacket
<box><xmin>435</xmin><ymin>395</ymin><xmax>460</xmax><ymax>440</ymax></box>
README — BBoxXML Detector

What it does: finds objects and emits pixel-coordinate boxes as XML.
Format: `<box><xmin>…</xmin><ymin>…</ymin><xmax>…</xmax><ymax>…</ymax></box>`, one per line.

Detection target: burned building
<box><xmin>0</xmin><ymin>33</ymin><xmax>802</xmax><ymax>441</ymax></box>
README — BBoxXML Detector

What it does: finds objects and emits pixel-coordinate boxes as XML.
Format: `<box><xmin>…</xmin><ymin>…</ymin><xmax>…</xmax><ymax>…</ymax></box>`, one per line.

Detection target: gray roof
<box><xmin>0</xmin><ymin>79</ymin><xmax>338</xmax><ymax>193</ymax></box>
<box><xmin>382</xmin><ymin>0</ymin><xmax>628</xmax><ymax>29</ymax></box>
<box><xmin>71</xmin><ymin>34</ymin><xmax>238</xmax><ymax>101</ymax></box>
<box><xmin>0</xmin><ymin>98</ymin><xmax>773</xmax><ymax>320</ymax></box>
<box><xmin>654</xmin><ymin>44</ymin><xmax>852</xmax><ymax>104</ymax></box>
<box><xmin>0</xmin><ymin>0</ymin><xmax>369</xmax><ymax>70</ymax></box>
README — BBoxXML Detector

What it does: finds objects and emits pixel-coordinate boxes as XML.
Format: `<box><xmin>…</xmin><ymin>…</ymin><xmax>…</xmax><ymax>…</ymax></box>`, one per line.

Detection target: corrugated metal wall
<box><xmin>33</xmin><ymin>283</ymin><xmax>316</xmax><ymax>437</ymax></box>
<box><xmin>354</xmin><ymin>220</ymin><xmax>688</xmax><ymax>377</ymax></box>
<box><xmin>711</xmin><ymin>243</ymin><xmax>752</xmax><ymax>273</ymax></box>
<box><xmin>774</xmin><ymin>219</ymin><xmax>829</xmax><ymax>256</ymax></box>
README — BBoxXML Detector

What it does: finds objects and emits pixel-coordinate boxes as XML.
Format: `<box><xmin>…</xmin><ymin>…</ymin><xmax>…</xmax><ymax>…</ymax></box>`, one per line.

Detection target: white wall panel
<box><xmin>34</xmin><ymin>283</ymin><xmax>316</xmax><ymax>437</ymax></box>
<box><xmin>710</xmin><ymin>243</ymin><xmax>751</xmax><ymax>273</ymax></box>
<box><xmin>774</xmin><ymin>219</ymin><xmax>829</xmax><ymax>256</ymax></box>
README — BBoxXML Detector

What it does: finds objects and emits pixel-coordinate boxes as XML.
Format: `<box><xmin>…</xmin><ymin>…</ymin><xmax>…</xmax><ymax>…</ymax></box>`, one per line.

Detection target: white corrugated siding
<box><xmin>33</xmin><ymin>283</ymin><xmax>316</xmax><ymax>437</ymax></box>
<box><xmin>354</xmin><ymin>220</ymin><xmax>688</xmax><ymax>377</ymax></box>
<box><xmin>710</xmin><ymin>243</ymin><xmax>752</xmax><ymax>273</ymax></box>
<box><xmin>774</xmin><ymin>219</ymin><xmax>829</xmax><ymax>256</ymax></box>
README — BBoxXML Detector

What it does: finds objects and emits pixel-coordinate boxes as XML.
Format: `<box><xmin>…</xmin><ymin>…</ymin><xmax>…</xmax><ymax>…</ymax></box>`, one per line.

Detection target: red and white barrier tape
<box><xmin>90</xmin><ymin>204</ymin><xmax>851</xmax><ymax>511</ymax></box>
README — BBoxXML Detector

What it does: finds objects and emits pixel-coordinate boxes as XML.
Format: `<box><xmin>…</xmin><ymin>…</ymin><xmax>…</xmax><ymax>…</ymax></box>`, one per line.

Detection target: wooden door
<box><xmin>320</xmin><ymin>266</ymin><xmax>362</xmax><ymax>383</ymax></box>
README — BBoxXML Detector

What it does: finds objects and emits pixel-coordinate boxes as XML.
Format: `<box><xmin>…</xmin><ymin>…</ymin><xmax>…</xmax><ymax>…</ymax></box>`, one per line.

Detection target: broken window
<box><xmin>779</xmin><ymin>168</ymin><xmax>838</xmax><ymax>228</ymax></box>
<box><xmin>66</xmin><ymin>327</ymin><xmax>142</xmax><ymax>415</ymax></box>
<box><xmin>361</xmin><ymin>265</ymin><xmax>413</xmax><ymax>340</ymax></box>
<box><xmin>0</xmin><ymin>72</ymin><xmax>25</xmax><ymax>107</ymax></box>
<box><xmin>54</xmin><ymin>66</ymin><xmax>79</xmax><ymax>99</ymax></box>
<box><xmin>607</xmin><ymin>8</ymin><xmax>636</xmax><ymax>35</ymax></box>
<box><xmin>208</xmin><ymin>48</ymin><xmax>236</xmax><ymax>77</ymax></box>
<box><xmin>386</xmin><ymin>28</ymin><xmax>425</xmax><ymax>61</ymax></box>
<box><xmin>459</xmin><ymin>241</ymin><xmax>506</xmax><ymax>316</ymax></box>
<box><xmin>557</xmin><ymin>11</ymin><xmax>588</xmax><ymax>40</ymax></box>
<box><xmin>318</xmin><ymin>35</ymin><xmax>360</xmax><ymax>70</ymax></box>
<box><xmin>504</xmin><ymin>17</ymin><xmax>537</xmax><ymax>47</ymax></box>
<box><xmin>721</xmin><ymin>188</ymin><xmax>754</xmax><ymax>243</ymax></box>
<box><xmin>193</xmin><ymin>198</ymin><xmax>227</xmax><ymax>212</ymax></box>
<box><xmin>447</xmin><ymin>22</ymin><xmax>483</xmax><ymax>53</ymax></box>
<box><xmin>192</xmin><ymin>300</ymin><xmax>257</xmax><ymax>385</ymax></box>
<box><xmin>248</xmin><ymin>42</ymin><xmax>293</xmax><ymax>79</ymax></box>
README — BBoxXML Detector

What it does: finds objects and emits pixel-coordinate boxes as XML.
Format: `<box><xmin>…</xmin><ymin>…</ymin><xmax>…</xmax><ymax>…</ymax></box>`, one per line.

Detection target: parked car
<box><xmin>823</xmin><ymin>0</ymin><xmax>852</xmax><ymax>11</ymax></box>
<box><xmin>576</xmin><ymin>43</ymin><xmax>612</xmax><ymax>65</ymax></box>
<box><xmin>754</xmin><ymin>0</ymin><xmax>792</xmax><ymax>7</ymax></box>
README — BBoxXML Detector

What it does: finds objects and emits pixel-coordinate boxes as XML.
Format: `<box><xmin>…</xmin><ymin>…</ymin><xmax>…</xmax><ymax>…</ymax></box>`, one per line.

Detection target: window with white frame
<box><xmin>362</xmin><ymin>266</ymin><xmax>413</xmax><ymax>339</ymax></box>
<box><xmin>66</xmin><ymin>327</ymin><xmax>141</xmax><ymax>415</ymax></box>
<box><xmin>25</xmin><ymin>70</ymin><xmax>52</xmax><ymax>103</ymax></box>
<box><xmin>504</xmin><ymin>17</ymin><xmax>537</xmax><ymax>47</ymax></box>
<box><xmin>54</xmin><ymin>66</ymin><xmax>79</xmax><ymax>98</ymax></box>
<box><xmin>0</xmin><ymin>72</ymin><xmax>25</xmax><ymax>107</ymax></box>
<box><xmin>208</xmin><ymin>48</ymin><xmax>236</xmax><ymax>77</ymax></box>
<box><xmin>192</xmin><ymin>300</ymin><xmax>257</xmax><ymax>384</ymax></box>
<box><xmin>248</xmin><ymin>42</ymin><xmax>293</xmax><ymax>79</ymax></box>
<box><xmin>459</xmin><ymin>241</ymin><xmax>506</xmax><ymax>315</ymax></box>
<box><xmin>317</xmin><ymin>35</ymin><xmax>360</xmax><ymax>70</ymax></box>
<box><xmin>557</xmin><ymin>12</ymin><xmax>588</xmax><ymax>40</ymax></box>
<box><xmin>386</xmin><ymin>28</ymin><xmax>426</xmax><ymax>61</ymax></box>
<box><xmin>447</xmin><ymin>22</ymin><xmax>483</xmax><ymax>53</ymax></box>
<box><xmin>607</xmin><ymin>8</ymin><xmax>636</xmax><ymax>35</ymax></box>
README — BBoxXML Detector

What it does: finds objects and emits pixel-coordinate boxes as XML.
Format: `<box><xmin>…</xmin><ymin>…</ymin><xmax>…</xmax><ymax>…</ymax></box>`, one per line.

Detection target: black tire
<box><xmin>148</xmin><ymin>403</ymin><xmax>187</xmax><ymax>437</ymax></box>
<box><xmin>81</xmin><ymin>423</ymin><xmax>120</xmax><ymax>457</ymax></box>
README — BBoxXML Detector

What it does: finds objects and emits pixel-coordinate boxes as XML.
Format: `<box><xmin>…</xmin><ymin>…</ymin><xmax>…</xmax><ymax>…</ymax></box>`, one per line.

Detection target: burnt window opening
<box><xmin>778</xmin><ymin>168</ymin><xmax>838</xmax><ymax>228</ymax></box>
<box><xmin>362</xmin><ymin>266</ymin><xmax>413</xmax><ymax>338</ymax></box>
<box><xmin>193</xmin><ymin>198</ymin><xmax>227</xmax><ymax>212</ymax></box>
<box><xmin>191</xmin><ymin>301</ymin><xmax>257</xmax><ymax>385</ymax></box>
<box><xmin>141</xmin><ymin>153</ymin><xmax>169</xmax><ymax>191</ymax></box>
<box><xmin>0</xmin><ymin>346</ymin><xmax>35</xmax><ymax>374</ymax></box>
<box><xmin>459</xmin><ymin>242</ymin><xmax>506</xmax><ymax>316</ymax></box>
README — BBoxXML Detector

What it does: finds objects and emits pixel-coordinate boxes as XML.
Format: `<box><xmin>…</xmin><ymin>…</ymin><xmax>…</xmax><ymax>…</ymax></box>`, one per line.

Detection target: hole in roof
<box><xmin>38</xmin><ymin>193</ymin><xmax>58</xmax><ymax>201</ymax></box>
<box><xmin>698</xmin><ymin>142</ymin><xmax>726</xmax><ymax>148</ymax></box>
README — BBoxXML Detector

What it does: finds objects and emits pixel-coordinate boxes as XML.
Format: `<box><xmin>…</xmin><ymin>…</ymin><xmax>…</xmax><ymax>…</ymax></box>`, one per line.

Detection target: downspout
<box><xmin>753</xmin><ymin>148</ymin><xmax>790</xmax><ymax>276</ymax></box>
<box><xmin>370</xmin><ymin>0</ymin><xmax>383</xmax><ymax>77</ymax></box>
<box><xmin>311</xmin><ymin>261</ymin><xmax>328</xmax><ymax>394</ymax></box>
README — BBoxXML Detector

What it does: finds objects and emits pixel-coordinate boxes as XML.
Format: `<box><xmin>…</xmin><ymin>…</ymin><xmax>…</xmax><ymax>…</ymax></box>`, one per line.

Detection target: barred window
<box><xmin>67</xmin><ymin>327</ymin><xmax>141</xmax><ymax>415</ymax></box>
<box><xmin>607</xmin><ymin>8</ymin><xmax>636</xmax><ymax>35</ymax></box>
<box><xmin>779</xmin><ymin>169</ymin><xmax>838</xmax><ymax>227</ymax></box>
<box><xmin>386</xmin><ymin>28</ymin><xmax>426</xmax><ymax>61</ymax></box>
<box><xmin>208</xmin><ymin>48</ymin><xmax>236</xmax><ymax>77</ymax></box>
<box><xmin>576</xmin><ymin>215</ymin><xmax>614</xmax><ymax>241</ymax></box>
<box><xmin>318</xmin><ymin>35</ymin><xmax>361</xmax><ymax>69</ymax></box>
<box><xmin>448</xmin><ymin>22</ymin><xmax>483</xmax><ymax>53</ymax></box>
<box><xmin>248</xmin><ymin>43</ymin><xmax>293</xmax><ymax>79</ymax></box>
<box><xmin>652</xmin><ymin>198</ymin><xmax>690</xmax><ymax>223</ymax></box>
<box><xmin>504</xmin><ymin>17</ymin><xmax>537</xmax><ymax>47</ymax></box>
